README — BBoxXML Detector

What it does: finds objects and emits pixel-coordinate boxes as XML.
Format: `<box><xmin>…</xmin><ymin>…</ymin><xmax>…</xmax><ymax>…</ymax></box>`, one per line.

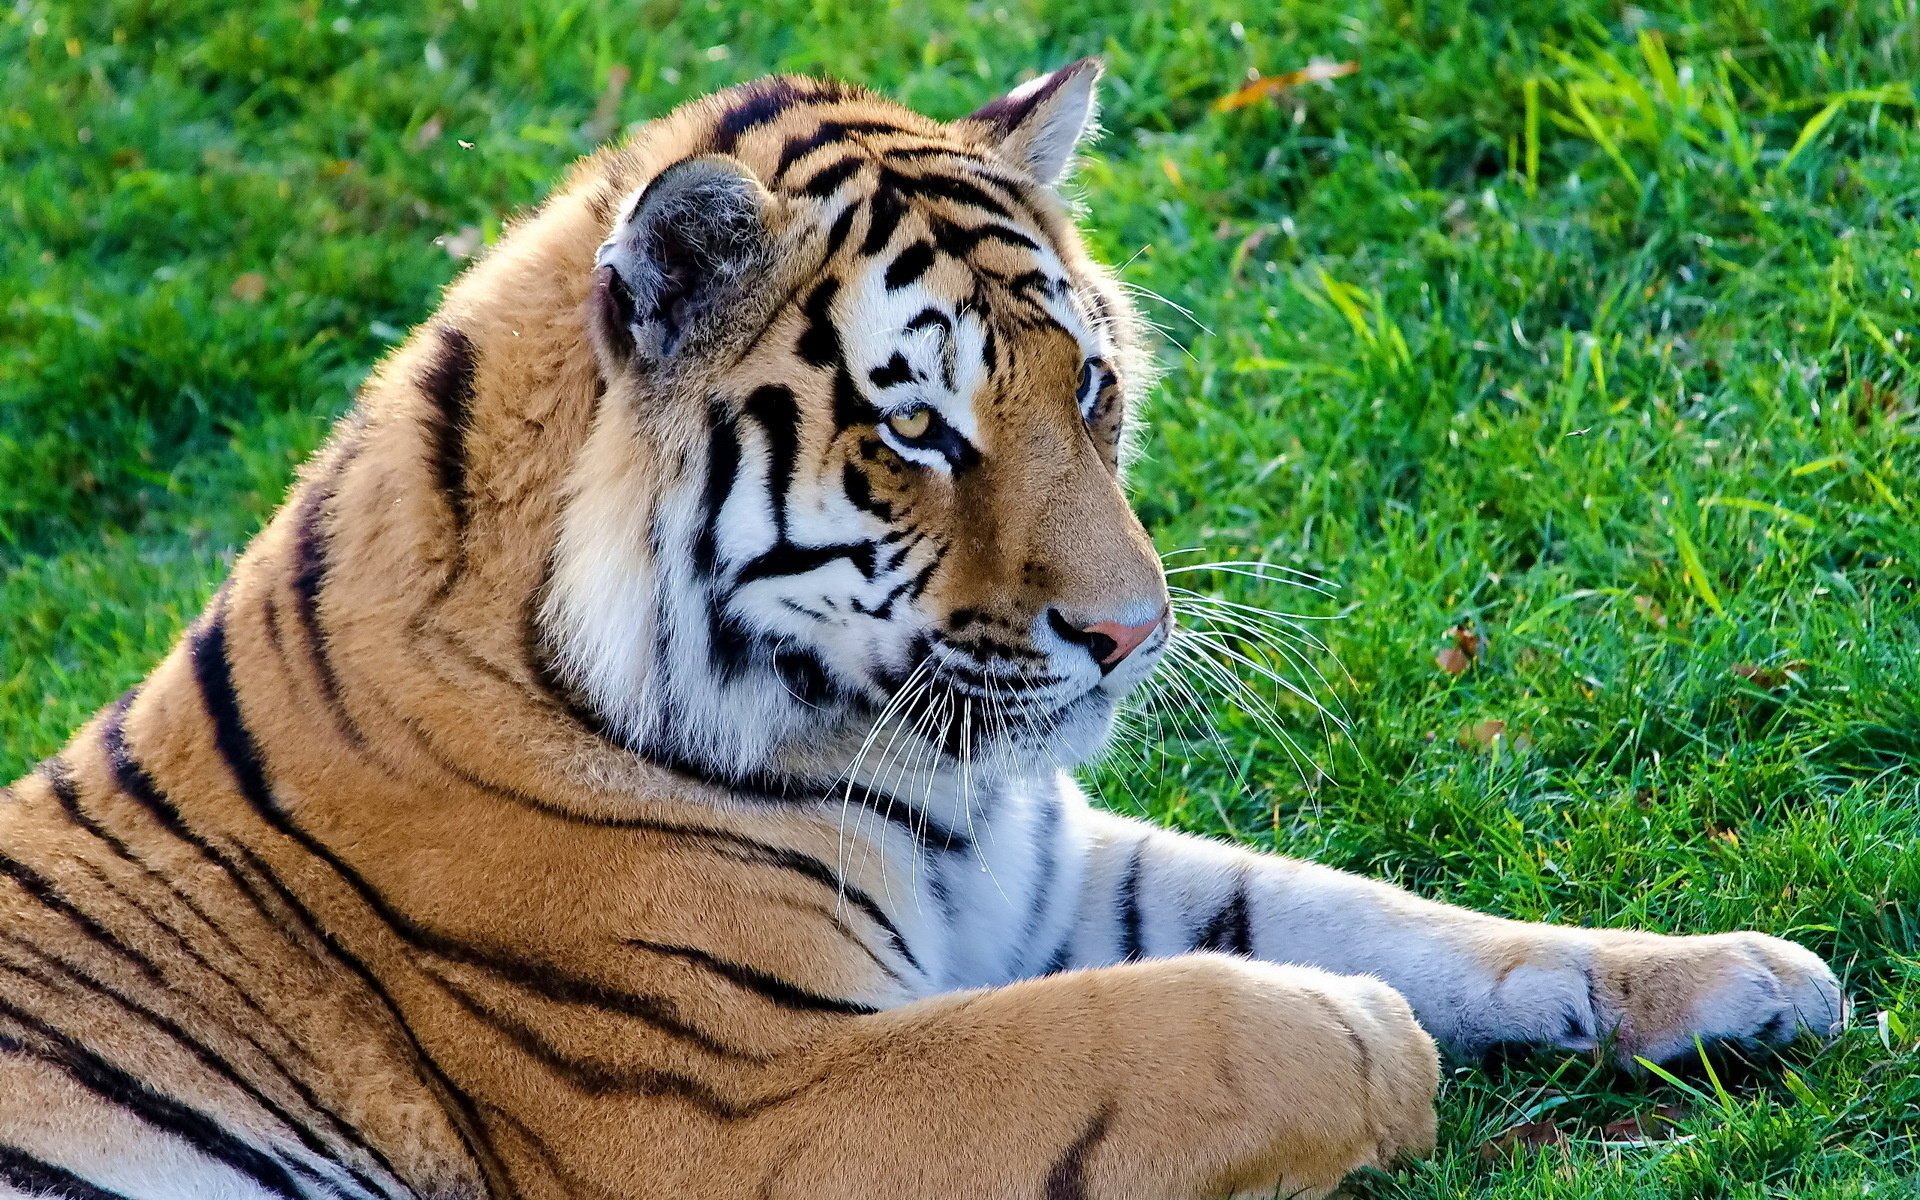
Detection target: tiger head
<box><xmin>538</xmin><ymin>62</ymin><xmax>1167</xmax><ymax>788</ymax></box>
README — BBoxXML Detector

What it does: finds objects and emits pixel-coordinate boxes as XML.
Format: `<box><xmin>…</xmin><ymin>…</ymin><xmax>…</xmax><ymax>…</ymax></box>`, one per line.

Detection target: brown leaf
<box><xmin>1632</xmin><ymin>594</ymin><xmax>1667</xmax><ymax>628</ymax></box>
<box><xmin>1458</xmin><ymin>719</ymin><xmax>1507</xmax><ymax>749</ymax></box>
<box><xmin>1213</xmin><ymin>60</ymin><xmax>1360</xmax><ymax>112</ymax></box>
<box><xmin>1598</xmin><ymin>1105</ymin><xmax>1686</xmax><ymax>1145</ymax></box>
<box><xmin>1477</xmin><ymin>1118</ymin><xmax>1567</xmax><ymax>1160</ymax></box>
<box><xmin>229</xmin><ymin>273</ymin><xmax>267</xmax><ymax>303</ymax></box>
<box><xmin>1435</xmin><ymin>622</ymin><xmax>1484</xmax><ymax>675</ymax></box>
<box><xmin>1730</xmin><ymin>660</ymin><xmax>1809</xmax><ymax>689</ymax></box>
<box><xmin>1450</xmin><ymin>622</ymin><xmax>1485</xmax><ymax>660</ymax></box>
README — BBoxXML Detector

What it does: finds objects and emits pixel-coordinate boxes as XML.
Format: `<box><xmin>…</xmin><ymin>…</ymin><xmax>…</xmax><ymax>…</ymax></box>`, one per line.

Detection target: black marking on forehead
<box><xmin>823</xmin><ymin>204</ymin><xmax>858</xmax><ymax>257</ymax></box>
<box><xmin>930</xmin><ymin>218</ymin><xmax>1041</xmax><ymax>256</ymax></box>
<box><xmin>713</xmin><ymin>78</ymin><xmax>814</xmax><ymax>153</ymax></box>
<box><xmin>905</xmin><ymin>307</ymin><xmax>951</xmax><ymax>336</ymax></box>
<box><xmin>880</xmin><ymin>144</ymin><xmax>993</xmax><ymax>166</ymax></box>
<box><xmin>799</xmin><ymin>156</ymin><xmax>865</xmax><ymax>197</ymax></box>
<box><xmin>884</xmin><ymin>240</ymin><xmax>936</xmax><ymax>291</ymax></box>
<box><xmin>880</xmin><ymin>167</ymin><xmax>1012</xmax><ymax>220</ymax></box>
<box><xmin>860</xmin><ymin>183</ymin><xmax>909</xmax><ymax>256</ymax></box>
<box><xmin>773</xmin><ymin>119</ymin><xmax>907</xmax><ymax>183</ymax></box>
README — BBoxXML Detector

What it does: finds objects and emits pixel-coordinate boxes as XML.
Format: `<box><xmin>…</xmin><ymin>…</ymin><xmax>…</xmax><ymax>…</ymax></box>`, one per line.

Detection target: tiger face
<box><xmin>542</xmin><ymin>62</ymin><xmax>1166</xmax><ymax>785</ymax></box>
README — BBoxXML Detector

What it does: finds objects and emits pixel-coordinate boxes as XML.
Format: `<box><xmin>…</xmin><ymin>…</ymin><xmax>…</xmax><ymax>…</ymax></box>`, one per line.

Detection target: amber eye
<box><xmin>886</xmin><ymin>407</ymin><xmax>933</xmax><ymax>441</ymax></box>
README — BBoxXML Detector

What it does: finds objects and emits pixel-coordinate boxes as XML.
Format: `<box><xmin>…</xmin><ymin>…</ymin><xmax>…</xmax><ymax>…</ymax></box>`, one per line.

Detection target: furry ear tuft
<box><xmin>590</xmin><ymin>155</ymin><xmax>772</xmax><ymax>366</ymax></box>
<box><xmin>967</xmin><ymin>59</ymin><xmax>1103</xmax><ymax>186</ymax></box>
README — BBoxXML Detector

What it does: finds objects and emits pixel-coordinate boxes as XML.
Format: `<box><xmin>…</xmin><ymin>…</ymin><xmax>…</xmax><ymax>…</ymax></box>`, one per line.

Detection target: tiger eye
<box><xmin>887</xmin><ymin>408</ymin><xmax>932</xmax><ymax>440</ymax></box>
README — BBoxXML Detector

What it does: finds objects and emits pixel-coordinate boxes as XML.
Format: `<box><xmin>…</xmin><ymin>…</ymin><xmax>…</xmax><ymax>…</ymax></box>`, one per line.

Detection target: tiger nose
<box><xmin>1048</xmin><ymin>605</ymin><xmax>1168</xmax><ymax>668</ymax></box>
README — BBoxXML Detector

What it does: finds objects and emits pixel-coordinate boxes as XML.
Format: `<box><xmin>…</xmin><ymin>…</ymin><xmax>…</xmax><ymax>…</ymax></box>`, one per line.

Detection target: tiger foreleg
<box><xmin>1041</xmin><ymin>810</ymin><xmax>1846</xmax><ymax>1066</ymax></box>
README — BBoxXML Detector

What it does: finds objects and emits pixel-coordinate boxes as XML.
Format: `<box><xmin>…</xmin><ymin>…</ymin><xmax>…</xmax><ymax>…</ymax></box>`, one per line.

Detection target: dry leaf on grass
<box><xmin>1458</xmin><ymin>719</ymin><xmax>1507</xmax><ymax>749</ymax></box>
<box><xmin>1597</xmin><ymin>1105</ymin><xmax>1688</xmax><ymax>1145</ymax></box>
<box><xmin>1731</xmin><ymin>660</ymin><xmax>1809</xmax><ymax>689</ymax></box>
<box><xmin>1435</xmin><ymin>622</ymin><xmax>1484</xmax><ymax>675</ymax></box>
<box><xmin>1214</xmin><ymin>60</ymin><xmax>1360</xmax><ymax>112</ymax></box>
<box><xmin>229</xmin><ymin>272</ymin><xmax>267</xmax><ymax>303</ymax></box>
<box><xmin>1476</xmin><ymin>1117</ymin><xmax>1567</xmax><ymax>1160</ymax></box>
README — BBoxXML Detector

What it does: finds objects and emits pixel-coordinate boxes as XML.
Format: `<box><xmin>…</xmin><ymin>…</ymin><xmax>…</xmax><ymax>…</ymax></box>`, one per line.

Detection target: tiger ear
<box><xmin>967</xmin><ymin>58</ymin><xmax>1103</xmax><ymax>187</ymax></box>
<box><xmin>590</xmin><ymin>155</ymin><xmax>773</xmax><ymax>367</ymax></box>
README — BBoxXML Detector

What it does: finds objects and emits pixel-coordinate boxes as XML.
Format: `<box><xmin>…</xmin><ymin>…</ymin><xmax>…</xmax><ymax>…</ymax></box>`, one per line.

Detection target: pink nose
<box><xmin>1054</xmin><ymin>606</ymin><xmax>1168</xmax><ymax>666</ymax></box>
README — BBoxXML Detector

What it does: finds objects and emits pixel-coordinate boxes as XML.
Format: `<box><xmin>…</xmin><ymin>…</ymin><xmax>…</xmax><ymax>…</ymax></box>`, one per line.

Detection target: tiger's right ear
<box><xmin>589</xmin><ymin>155</ymin><xmax>773</xmax><ymax>368</ymax></box>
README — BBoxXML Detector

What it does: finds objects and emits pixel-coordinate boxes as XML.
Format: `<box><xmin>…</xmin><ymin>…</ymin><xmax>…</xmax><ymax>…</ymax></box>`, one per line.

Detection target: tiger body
<box><xmin>0</xmin><ymin>64</ymin><xmax>1844</xmax><ymax>1200</ymax></box>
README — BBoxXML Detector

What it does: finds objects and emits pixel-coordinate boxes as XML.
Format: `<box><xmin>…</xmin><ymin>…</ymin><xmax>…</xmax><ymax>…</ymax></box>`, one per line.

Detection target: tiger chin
<box><xmin>0</xmin><ymin>61</ymin><xmax>1845</xmax><ymax>1200</ymax></box>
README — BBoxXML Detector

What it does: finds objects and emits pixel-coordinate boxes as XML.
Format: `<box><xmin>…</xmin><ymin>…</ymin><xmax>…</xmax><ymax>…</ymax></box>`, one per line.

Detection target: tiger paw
<box><xmin>1217</xmin><ymin>962</ymin><xmax>1439</xmax><ymax>1191</ymax></box>
<box><xmin>1587</xmin><ymin>930</ymin><xmax>1848</xmax><ymax>1065</ymax></box>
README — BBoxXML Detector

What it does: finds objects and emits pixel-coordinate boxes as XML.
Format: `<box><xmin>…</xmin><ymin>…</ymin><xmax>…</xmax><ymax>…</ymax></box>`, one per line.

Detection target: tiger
<box><xmin>0</xmin><ymin>60</ymin><xmax>1846</xmax><ymax>1200</ymax></box>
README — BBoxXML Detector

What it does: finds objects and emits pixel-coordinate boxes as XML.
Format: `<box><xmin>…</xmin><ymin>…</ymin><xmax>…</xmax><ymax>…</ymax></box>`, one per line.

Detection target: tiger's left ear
<box><xmin>967</xmin><ymin>58</ymin><xmax>1102</xmax><ymax>187</ymax></box>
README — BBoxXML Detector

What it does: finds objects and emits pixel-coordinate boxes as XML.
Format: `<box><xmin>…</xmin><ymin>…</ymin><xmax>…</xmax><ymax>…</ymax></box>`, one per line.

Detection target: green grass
<box><xmin>3</xmin><ymin>0</ymin><xmax>1917</xmax><ymax>1194</ymax></box>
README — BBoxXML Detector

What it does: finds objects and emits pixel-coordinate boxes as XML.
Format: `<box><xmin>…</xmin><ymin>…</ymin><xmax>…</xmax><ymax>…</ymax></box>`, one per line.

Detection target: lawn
<box><xmin>3</xmin><ymin>0</ymin><xmax>1917</xmax><ymax>1195</ymax></box>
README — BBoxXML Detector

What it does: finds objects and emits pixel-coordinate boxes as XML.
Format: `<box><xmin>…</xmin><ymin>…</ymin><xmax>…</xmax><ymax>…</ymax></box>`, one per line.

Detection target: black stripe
<box><xmin>99</xmin><ymin>694</ymin><xmax>506</xmax><ymax>1195</ymax></box>
<box><xmin>417</xmin><ymin>326</ymin><xmax>478</xmax><ymax>534</ymax></box>
<box><xmin>0</xmin><ymin>1005</ymin><xmax>307</xmax><ymax>1199</ymax></box>
<box><xmin>840</xmin><ymin>461</ymin><xmax>892</xmax><ymax>521</ymax></box>
<box><xmin>618</xmin><ymin>814</ymin><xmax>921</xmax><ymax>974</ymax></box>
<box><xmin>1194</xmin><ymin>875</ymin><xmax>1253</xmax><ymax>957</ymax></box>
<box><xmin>772</xmin><ymin>120</ymin><xmax>909</xmax><ymax>182</ymax></box>
<box><xmin>822</xmin><ymin>201</ymin><xmax>858</xmax><ymax>257</ymax></box>
<box><xmin>883</xmin><ymin>240</ymin><xmax>936</xmax><ymax>291</ymax></box>
<box><xmin>1043</xmin><ymin>1103</ymin><xmax>1114</xmax><ymax>1200</ymax></box>
<box><xmin>624</xmin><ymin>939</ymin><xmax>877</xmax><ymax>1015</ymax></box>
<box><xmin>866</xmin><ymin>352</ymin><xmax>915</xmax><ymax>389</ymax></box>
<box><xmin>226</xmin><ymin>845</ymin><xmax>511</xmax><ymax>1197</ymax></box>
<box><xmin>1018</xmin><ymin>793</ymin><xmax>1062</xmax><ymax>968</ymax></box>
<box><xmin>796</xmin><ymin>279</ymin><xmax>842</xmax><ymax>368</ymax></box>
<box><xmin>0</xmin><ymin>850</ymin><xmax>163</xmax><ymax>986</ymax></box>
<box><xmin>904</xmin><ymin>306</ymin><xmax>950</xmax><ymax>336</ymax></box>
<box><xmin>691</xmin><ymin>399</ymin><xmax>741</xmax><ymax>578</ymax></box>
<box><xmin>832</xmin><ymin>364</ymin><xmax>878</xmax><ymax>431</ymax></box>
<box><xmin>55</xmin><ymin>863</ymin><xmax>406</xmax><ymax>1197</ymax></box>
<box><xmin>883</xmin><ymin>167</ymin><xmax>1012</xmax><ymax>219</ymax></box>
<box><xmin>1117</xmin><ymin>842</ymin><xmax>1147</xmax><ymax>963</ymax></box>
<box><xmin>712</xmin><ymin>78</ymin><xmax>810</xmax><ymax>153</ymax></box>
<box><xmin>930</xmin><ymin>217</ymin><xmax>1040</xmax><ymax>256</ymax></box>
<box><xmin>0</xmin><ymin>1143</ymin><xmax>136</xmax><ymax>1200</ymax></box>
<box><xmin>1039</xmin><ymin>936</ymin><xmax>1076</xmax><ymax>976</ymax></box>
<box><xmin>733</xmin><ymin>539</ymin><xmax>877</xmax><ymax>588</ymax></box>
<box><xmin>288</xmin><ymin>453</ymin><xmax>368</xmax><ymax>748</ymax></box>
<box><xmin>0</xmin><ymin>932</ymin><xmax>391</xmax><ymax>1200</ymax></box>
<box><xmin>188</xmin><ymin>603</ymin><xmax>764</xmax><ymax>1061</ymax></box>
<box><xmin>796</xmin><ymin>156</ymin><xmax>863</xmax><ymax>198</ymax></box>
<box><xmin>428</xmin><ymin>974</ymin><xmax>795</xmax><ymax>1119</ymax></box>
<box><xmin>743</xmin><ymin>384</ymin><xmax>800</xmax><ymax>541</ymax></box>
<box><xmin>858</xmin><ymin>182</ymin><xmax>908</xmax><ymax>255</ymax></box>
